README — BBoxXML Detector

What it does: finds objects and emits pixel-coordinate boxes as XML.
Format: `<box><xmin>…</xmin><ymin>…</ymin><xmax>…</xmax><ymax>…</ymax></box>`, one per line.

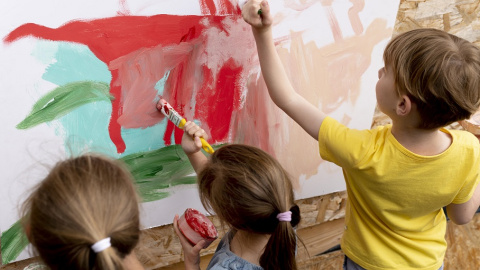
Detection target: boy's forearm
<box><xmin>186</xmin><ymin>151</ymin><xmax>209</xmax><ymax>174</ymax></box>
<box><xmin>252</xmin><ymin>27</ymin><xmax>297</xmax><ymax>109</ymax></box>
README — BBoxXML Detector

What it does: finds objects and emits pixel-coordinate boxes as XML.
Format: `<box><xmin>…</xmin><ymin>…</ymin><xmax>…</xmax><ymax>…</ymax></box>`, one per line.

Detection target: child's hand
<box><xmin>173</xmin><ymin>214</ymin><xmax>205</xmax><ymax>270</ymax></box>
<box><xmin>181</xmin><ymin>121</ymin><xmax>208</xmax><ymax>155</ymax></box>
<box><xmin>241</xmin><ymin>0</ymin><xmax>273</xmax><ymax>31</ymax></box>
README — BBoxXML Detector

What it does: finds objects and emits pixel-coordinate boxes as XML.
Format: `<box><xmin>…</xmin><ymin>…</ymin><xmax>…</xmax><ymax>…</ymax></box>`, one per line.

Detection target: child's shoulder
<box><xmin>447</xmin><ymin>128</ymin><xmax>480</xmax><ymax>146</ymax></box>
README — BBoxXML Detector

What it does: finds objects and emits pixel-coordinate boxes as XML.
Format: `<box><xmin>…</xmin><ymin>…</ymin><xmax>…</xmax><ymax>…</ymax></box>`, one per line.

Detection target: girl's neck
<box><xmin>230</xmin><ymin>230</ymin><xmax>270</xmax><ymax>266</ymax></box>
<box><xmin>123</xmin><ymin>252</ymin><xmax>145</xmax><ymax>270</ymax></box>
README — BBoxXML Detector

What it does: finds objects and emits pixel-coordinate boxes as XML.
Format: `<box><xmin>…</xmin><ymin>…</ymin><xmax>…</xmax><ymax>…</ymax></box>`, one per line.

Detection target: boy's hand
<box><xmin>173</xmin><ymin>214</ymin><xmax>205</xmax><ymax>270</ymax></box>
<box><xmin>181</xmin><ymin>121</ymin><xmax>208</xmax><ymax>155</ymax></box>
<box><xmin>242</xmin><ymin>0</ymin><xmax>273</xmax><ymax>31</ymax></box>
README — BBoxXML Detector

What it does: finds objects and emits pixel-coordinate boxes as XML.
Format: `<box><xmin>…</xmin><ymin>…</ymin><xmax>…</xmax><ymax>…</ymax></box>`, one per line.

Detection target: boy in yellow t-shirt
<box><xmin>242</xmin><ymin>1</ymin><xmax>480</xmax><ymax>269</ymax></box>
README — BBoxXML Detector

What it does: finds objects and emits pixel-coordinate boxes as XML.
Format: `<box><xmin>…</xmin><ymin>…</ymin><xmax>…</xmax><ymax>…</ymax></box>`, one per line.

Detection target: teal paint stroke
<box><xmin>1</xmin><ymin>220</ymin><xmax>28</xmax><ymax>265</ymax></box>
<box><xmin>16</xmin><ymin>81</ymin><xmax>113</xmax><ymax>130</ymax></box>
<box><xmin>121</xmin><ymin>120</ymin><xmax>168</xmax><ymax>156</ymax></box>
<box><xmin>58</xmin><ymin>101</ymin><xmax>118</xmax><ymax>158</ymax></box>
<box><xmin>29</xmin><ymin>41</ymin><xmax>116</xmax><ymax>157</ymax></box>
<box><xmin>154</xmin><ymin>71</ymin><xmax>169</xmax><ymax>97</ymax></box>
<box><xmin>34</xmin><ymin>41</ymin><xmax>111</xmax><ymax>85</ymax></box>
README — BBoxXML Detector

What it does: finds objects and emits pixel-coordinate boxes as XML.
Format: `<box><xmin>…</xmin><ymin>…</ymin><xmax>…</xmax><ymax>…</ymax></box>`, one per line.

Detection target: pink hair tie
<box><xmin>276</xmin><ymin>211</ymin><xmax>292</xmax><ymax>222</ymax></box>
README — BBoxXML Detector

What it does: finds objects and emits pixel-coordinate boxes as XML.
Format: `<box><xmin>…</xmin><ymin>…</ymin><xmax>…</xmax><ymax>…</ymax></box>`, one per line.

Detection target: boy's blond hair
<box><xmin>384</xmin><ymin>28</ymin><xmax>480</xmax><ymax>129</ymax></box>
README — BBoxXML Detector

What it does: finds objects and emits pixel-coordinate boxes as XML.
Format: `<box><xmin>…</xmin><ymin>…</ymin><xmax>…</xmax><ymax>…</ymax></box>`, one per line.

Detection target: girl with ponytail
<box><xmin>22</xmin><ymin>155</ymin><xmax>143</xmax><ymax>270</ymax></box>
<box><xmin>173</xmin><ymin>122</ymin><xmax>301</xmax><ymax>270</ymax></box>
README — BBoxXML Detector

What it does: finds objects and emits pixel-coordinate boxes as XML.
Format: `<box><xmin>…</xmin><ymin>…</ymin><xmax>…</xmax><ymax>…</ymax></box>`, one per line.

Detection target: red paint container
<box><xmin>178</xmin><ymin>208</ymin><xmax>218</xmax><ymax>248</ymax></box>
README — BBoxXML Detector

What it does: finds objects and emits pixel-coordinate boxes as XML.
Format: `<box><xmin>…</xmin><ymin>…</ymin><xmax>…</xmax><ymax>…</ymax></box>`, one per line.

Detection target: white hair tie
<box><xmin>91</xmin><ymin>237</ymin><xmax>111</xmax><ymax>253</ymax></box>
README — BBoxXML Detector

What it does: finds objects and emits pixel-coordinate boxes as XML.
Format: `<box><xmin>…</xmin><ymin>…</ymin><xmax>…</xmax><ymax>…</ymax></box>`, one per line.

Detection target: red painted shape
<box><xmin>4</xmin><ymin>16</ymin><xmax>209</xmax><ymax>64</ymax></box>
<box><xmin>198</xmin><ymin>0</ymin><xmax>238</xmax><ymax>15</ymax></box>
<box><xmin>109</xmin><ymin>69</ymin><xmax>126</xmax><ymax>153</ymax></box>
<box><xmin>199</xmin><ymin>58</ymin><xmax>243</xmax><ymax>141</ymax></box>
<box><xmin>4</xmin><ymin>14</ymin><xmax>233</xmax><ymax>153</ymax></box>
<box><xmin>199</xmin><ymin>0</ymin><xmax>217</xmax><ymax>15</ymax></box>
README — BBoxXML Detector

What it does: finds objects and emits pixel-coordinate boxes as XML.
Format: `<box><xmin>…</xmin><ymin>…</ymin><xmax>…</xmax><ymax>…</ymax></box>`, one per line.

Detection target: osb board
<box><xmin>137</xmin><ymin>192</ymin><xmax>348</xmax><ymax>269</ymax></box>
<box><xmin>0</xmin><ymin>192</ymin><xmax>348</xmax><ymax>270</ymax></box>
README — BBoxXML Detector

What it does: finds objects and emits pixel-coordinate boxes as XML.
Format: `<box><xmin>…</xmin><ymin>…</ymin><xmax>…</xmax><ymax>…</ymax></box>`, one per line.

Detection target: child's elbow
<box><xmin>450</xmin><ymin>215</ymin><xmax>472</xmax><ymax>225</ymax></box>
<box><xmin>445</xmin><ymin>204</ymin><xmax>476</xmax><ymax>225</ymax></box>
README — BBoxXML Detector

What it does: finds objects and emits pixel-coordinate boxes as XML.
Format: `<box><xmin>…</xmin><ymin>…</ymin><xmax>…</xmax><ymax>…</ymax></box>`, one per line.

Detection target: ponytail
<box><xmin>197</xmin><ymin>144</ymin><xmax>301</xmax><ymax>270</ymax></box>
<box><xmin>260</xmin><ymin>205</ymin><xmax>300</xmax><ymax>270</ymax></box>
<box><xmin>23</xmin><ymin>155</ymin><xmax>140</xmax><ymax>270</ymax></box>
<box><xmin>94</xmin><ymin>245</ymin><xmax>125</xmax><ymax>270</ymax></box>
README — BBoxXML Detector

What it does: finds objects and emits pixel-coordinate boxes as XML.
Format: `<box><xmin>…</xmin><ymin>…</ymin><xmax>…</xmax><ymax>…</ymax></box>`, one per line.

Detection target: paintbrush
<box><xmin>156</xmin><ymin>98</ymin><xmax>214</xmax><ymax>154</ymax></box>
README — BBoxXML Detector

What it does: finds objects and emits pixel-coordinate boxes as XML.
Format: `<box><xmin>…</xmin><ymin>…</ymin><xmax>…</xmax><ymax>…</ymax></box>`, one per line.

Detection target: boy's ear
<box><xmin>396</xmin><ymin>95</ymin><xmax>412</xmax><ymax>116</ymax></box>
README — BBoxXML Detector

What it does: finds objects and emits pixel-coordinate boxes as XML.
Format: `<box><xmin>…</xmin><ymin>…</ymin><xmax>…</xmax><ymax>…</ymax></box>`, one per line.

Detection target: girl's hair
<box><xmin>22</xmin><ymin>154</ymin><xmax>140</xmax><ymax>270</ymax></box>
<box><xmin>197</xmin><ymin>144</ymin><xmax>300</xmax><ymax>270</ymax></box>
<box><xmin>383</xmin><ymin>28</ymin><xmax>480</xmax><ymax>129</ymax></box>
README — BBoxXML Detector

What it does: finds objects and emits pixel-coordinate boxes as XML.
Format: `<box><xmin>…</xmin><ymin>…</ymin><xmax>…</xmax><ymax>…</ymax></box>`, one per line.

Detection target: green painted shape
<box><xmin>16</xmin><ymin>81</ymin><xmax>112</xmax><ymax>129</ymax></box>
<box><xmin>121</xmin><ymin>143</ymin><xmax>225</xmax><ymax>202</ymax></box>
<box><xmin>1</xmin><ymin>219</ymin><xmax>28</xmax><ymax>265</ymax></box>
<box><xmin>121</xmin><ymin>144</ymin><xmax>197</xmax><ymax>202</ymax></box>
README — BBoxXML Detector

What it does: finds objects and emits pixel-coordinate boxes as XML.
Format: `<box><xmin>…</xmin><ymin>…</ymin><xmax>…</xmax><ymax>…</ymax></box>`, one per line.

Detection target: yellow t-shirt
<box><xmin>318</xmin><ymin>117</ymin><xmax>480</xmax><ymax>270</ymax></box>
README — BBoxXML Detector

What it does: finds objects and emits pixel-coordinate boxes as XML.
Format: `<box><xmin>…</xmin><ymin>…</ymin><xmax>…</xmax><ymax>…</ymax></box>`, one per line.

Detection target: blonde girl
<box><xmin>22</xmin><ymin>154</ymin><xmax>144</xmax><ymax>270</ymax></box>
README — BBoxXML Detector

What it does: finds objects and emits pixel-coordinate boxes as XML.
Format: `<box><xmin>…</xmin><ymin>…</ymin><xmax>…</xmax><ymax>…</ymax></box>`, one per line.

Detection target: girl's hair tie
<box><xmin>91</xmin><ymin>237</ymin><xmax>111</xmax><ymax>253</ymax></box>
<box><xmin>276</xmin><ymin>211</ymin><xmax>292</xmax><ymax>222</ymax></box>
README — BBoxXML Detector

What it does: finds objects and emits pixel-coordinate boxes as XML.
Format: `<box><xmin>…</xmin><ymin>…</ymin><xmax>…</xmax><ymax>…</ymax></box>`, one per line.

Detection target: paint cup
<box><xmin>177</xmin><ymin>208</ymin><xmax>218</xmax><ymax>249</ymax></box>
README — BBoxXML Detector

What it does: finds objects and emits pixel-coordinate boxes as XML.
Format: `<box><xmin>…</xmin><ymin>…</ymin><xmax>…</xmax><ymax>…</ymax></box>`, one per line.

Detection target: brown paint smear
<box><xmin>271</xmin><ymin>18</ymin><xmax>392</xmax><ymax>189</ymax></box>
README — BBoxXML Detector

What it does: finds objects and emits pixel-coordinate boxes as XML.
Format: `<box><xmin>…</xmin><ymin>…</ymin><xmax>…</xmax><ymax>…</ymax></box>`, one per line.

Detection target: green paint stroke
<box><xmin>1</xmin><ymin>219</ymin><xmax>28</xmax><ymax>265</ymax></box>
<box><xmin>17</xmin><ymin>81</ymin><xmax>112</xmax><ymax>129</ymax></box>
<box><xmin>121</xmin><ymin>144</ymin><xmax>198</xmax><ymax>202</ymax></box>
<box><xmin>121</xmin><ymin>143</ymin><xmax>224</xmax><ymax>202</ymax></box>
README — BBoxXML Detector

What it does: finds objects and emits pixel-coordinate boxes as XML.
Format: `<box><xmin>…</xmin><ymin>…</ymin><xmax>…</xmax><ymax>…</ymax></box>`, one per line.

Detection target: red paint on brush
<box><xmin>178</xmin><ymin>208</ymin><xmax>217</xmax><ymax>248</ymax></box>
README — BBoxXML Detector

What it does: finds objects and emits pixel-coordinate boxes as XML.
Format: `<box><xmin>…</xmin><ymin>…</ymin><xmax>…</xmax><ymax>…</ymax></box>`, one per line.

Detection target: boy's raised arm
<box><xmin>243</xmin><ymin>0</ymin><xmax>326</xmax><ymax>140</ymax></box>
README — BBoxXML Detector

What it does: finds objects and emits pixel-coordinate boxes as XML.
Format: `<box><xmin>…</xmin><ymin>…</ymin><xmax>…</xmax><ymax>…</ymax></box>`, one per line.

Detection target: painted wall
<box><xmin>0</xmin><ymin>0</ymin><xmax>399</xmax><ymax>263</ymax></box>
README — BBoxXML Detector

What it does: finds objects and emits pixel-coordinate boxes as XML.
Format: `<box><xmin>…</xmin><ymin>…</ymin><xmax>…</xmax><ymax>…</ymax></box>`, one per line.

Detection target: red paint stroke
<box><xmin>200</xmin><ymin>0</ymin><xmax>217</xmax><ymax>15</ymax></box>
<box><xmin>117</xmin><ymin>0</ymin><xmax>131</xmax><ymax>16</ymax></box>
<box><xmin>198</xmin><ymin>58</ymin><xmax>242</xmax><ymax>140</ymax></box>
<box><xmin>4</xmin><ymin>0</ymin><xmax>251</xmax><ymax>153</ymax></box>
<box><xmin>199</xmin><ymin>0</ymin><xmax>239</xmax><ymax>16</ymax></box>
<box><xmin>109</xmin><ymin>69</ymin><xmax>125</xmax><ymax>151</ymax></box>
